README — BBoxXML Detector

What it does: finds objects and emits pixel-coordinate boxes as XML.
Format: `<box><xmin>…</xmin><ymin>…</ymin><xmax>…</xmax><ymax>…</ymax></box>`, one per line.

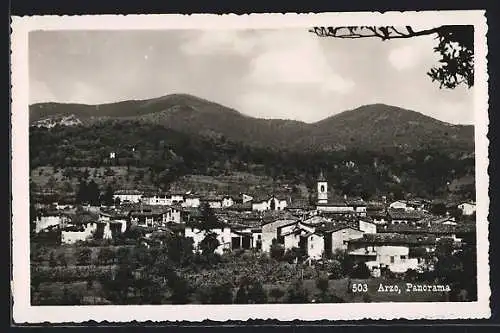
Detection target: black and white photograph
<box><xmin>11</xmin><ymin>11</ymin><xmax>490</xmax><ymax>322</ymax></box>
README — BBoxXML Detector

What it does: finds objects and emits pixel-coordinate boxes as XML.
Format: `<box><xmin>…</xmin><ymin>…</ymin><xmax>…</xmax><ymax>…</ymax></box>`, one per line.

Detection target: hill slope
<box><xmin>30</xmin><ymin>94</ymin><xmax>474</xmax><ymax>152</ymax></box>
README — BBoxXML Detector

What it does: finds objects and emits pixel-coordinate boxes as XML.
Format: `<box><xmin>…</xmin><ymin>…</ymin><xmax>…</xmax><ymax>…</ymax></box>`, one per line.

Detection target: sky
<box><xmin>29</xmin><ymin>29</ymin><xmax>474</xmax><ymax>124</ymax></box>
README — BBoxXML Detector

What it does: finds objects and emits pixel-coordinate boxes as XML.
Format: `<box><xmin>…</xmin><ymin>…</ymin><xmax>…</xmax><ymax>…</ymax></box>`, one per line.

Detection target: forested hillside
<box><xmin>30</xmin><ymin>94</ymin><xmax>474</xmax><ymax>152</ymax></box>
<box><xmin>30</xmin><ymin>121</ymin><xmax>475</xmax><ymax>201</ymax></box>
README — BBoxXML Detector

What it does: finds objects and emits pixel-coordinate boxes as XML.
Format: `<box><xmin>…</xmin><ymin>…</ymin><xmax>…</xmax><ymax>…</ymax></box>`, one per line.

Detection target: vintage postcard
<box><xmin>11</xmin><ymin>11</ymin><xmax>490</xmax><ymax>323</ymax></box>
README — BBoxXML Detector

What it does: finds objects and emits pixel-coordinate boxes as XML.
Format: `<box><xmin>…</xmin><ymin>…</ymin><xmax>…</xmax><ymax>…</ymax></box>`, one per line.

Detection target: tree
<box><xmin>247</xmin><ymin>281</ymin><xmax>267</xmax><ymax>304</ymax></box>
<box><xmin>207</xmin><ymin>282</ymin><xmax>233</xmax><ymax>304</ymax></box>
<box><xmin>166</xmin><ymin>235</ymin><xmax>194</xmax><ymax>266</ymax></box>
<box><xmin>309</xmin><ymin>25</ymin><xmax>474</xmax><ymax>89</ymax></box>
<box><xmin>169</xmin><ymin>276</ymin><xmax>191</xmax><ymax>304</ymax></box>
<box><xmin>199</xmin><ymin>231</ymin><xmax>220</xmax><ymax>256</ymax></box>
<box><xmin>48</xmin><ymin>251</ymin><xmax>57</xmax><ymax>267</ymax></box>
<box><xmin>97</xmin><ymin>247</ymin><xmax>116</xmax><ymax>265</ymax></box>
<box><xmin>76</xmin><ymin>179</ymin><xmax>88</xmax><ymax>204</ymax></box>
<box><xmin>286</xmin><ymin>280</ymin><xmax>309</xmax><ymax>303</ymax></box>
<box><xmin>270</xmin><ymin>238</ymin><xmax>285</xmax><ymax>260</ymax></box>
<box><xmin>86</xmin><ymin>180</ymin><xmax>100</xmax><ymax>206</ymax></box>
<box><xmin>57</xmin><ymin>253</ymin><xmax>67</xmax><ymax>267</ymax></box>
<box><xmin>351</xmin><ymin>263</ymin><xmax>371</xmax><ymax>279</ymax></box>
<box><xmin>269</xmin><ymin>287</ymin><xmax>285</xmax><ymax>303</ymax></box>
<box><xmin>101</xmin><ymin>185</ymin><xmax>115</xmax><ymax>206</ymax></box>
<box><xmin>316</xmin><ymin>276</ymin><xmax>330</xmax><ymax>296</ymax></box>
<box><xmin>76</xmin><ymin>247</ymin><xmax>92</xmax><ymax>266</ymax></box>
<box><xmin>200</xmin><ymin>202</ymin><xmax>220</xmax><ymax>229</ymax></box>
<box><xmin>116</xmin><ymin>247</ymin><xmax>131</xmax><ymax>265</ymax></box>
<box><xmin>234</xmin><ymin>284</ymin><xmax>249</xmax><ymax>304</ymax></box>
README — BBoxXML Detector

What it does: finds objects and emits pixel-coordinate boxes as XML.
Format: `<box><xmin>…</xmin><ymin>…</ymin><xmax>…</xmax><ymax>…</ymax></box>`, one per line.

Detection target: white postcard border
<box><xmin>11</xmin><ymin>11</ymin><xmax>490</xmax><ymax>323</ymax></box>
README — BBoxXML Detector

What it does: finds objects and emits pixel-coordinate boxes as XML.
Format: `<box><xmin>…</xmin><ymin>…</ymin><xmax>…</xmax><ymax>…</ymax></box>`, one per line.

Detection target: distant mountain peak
<box><xmin>29</xmin><ymin>94</ymin><xmax>474</xmax><ymax>153</ymax></box>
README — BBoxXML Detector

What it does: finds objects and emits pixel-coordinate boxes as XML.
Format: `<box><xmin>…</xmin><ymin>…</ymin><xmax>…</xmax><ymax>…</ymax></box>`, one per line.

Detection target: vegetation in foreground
<box><xmin>31</xmin><ymin>227</ymin><xmax>477</xmax><ymax>305</ymax></box>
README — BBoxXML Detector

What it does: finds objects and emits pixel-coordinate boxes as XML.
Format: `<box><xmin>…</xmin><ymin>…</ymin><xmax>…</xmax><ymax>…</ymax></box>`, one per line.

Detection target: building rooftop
<box><xmin>348</xmin><ymin>233</ymin><xmax>437</xmax><ymax>246</ymax></box>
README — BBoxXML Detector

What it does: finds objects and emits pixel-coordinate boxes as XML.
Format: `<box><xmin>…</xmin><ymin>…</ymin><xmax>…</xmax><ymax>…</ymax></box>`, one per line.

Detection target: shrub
<box><xmin>76</xmin><ymin>247</ymin><xmax>92</xmax><ymax>266</ymax></box>
<box><xmin>351</xmin><ymin>263</ymin><xmax>371</xmax><ymax>279</ymax></box>
<box><xmin>269</xmin><ymin>287</ymin><xmax>285</xmax><ymax>303</ymax></box>
<box><xmin>286</xmin><ymin>280</ymin><xmax>309</xmax><ymax>303</ymax></box>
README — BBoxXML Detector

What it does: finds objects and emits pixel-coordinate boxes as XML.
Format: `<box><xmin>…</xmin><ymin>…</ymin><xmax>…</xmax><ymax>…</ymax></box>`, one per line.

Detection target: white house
<box><xmin>347</xmin><ymin>234</ymin><xmax>435</xmax><ymax>274</ymax></box>
<box><xmin>242</xmin><ymin>193</ymin><xmax>253</xmax><ymax>204</ymax></box>
<box><xmin>304</xmin><ymin>232</ymin><xmax>325</xmax><ymax>260</ymax></box>
<box><xmin>221</xmin><ymin>196</ymin><xmax>235</xmax><ymax>208</ymax></box>
<box><xmin>35</xmin><ymin>213</ymin><xmax>69</xmax><ymax>233</ymax></box>
<box><xmin>261</xmin><ymin>218</ymin><xmax>300</xmax><ymax>253</ymax></box>
<box><xmin>162</xmin><ymin>207</ymin><xmax>182</xmax><ymax>224</ymax></box>
<box><xmin>458</xmin><ymin>202</ymin><xmax>476</xmax><ymax>216</ymax></box>
<box><xmin>142</xmin><ymin>194</ymin><xmax>172</xmax><ymax>206</ymax></box>
<box><xmin>184</xmin><ymin>225</ymin><xmax>231</xmax><ymax>255</ymax></box>
<box><xmin>389</xmin><ymin>200</ymin><xmax>409</xmax><ymax>210</ymax></box>
<box><xmin>252</xmin><ymin>195</ymin><xmax>288</xmax><ymax>212</ymax></box>
<box><xmin>170</xmin><ymin>193</ymin><xmax>185</xmax><ymax>204</ymax></box>
<box><xmin>113</xmin><ymin>190</ymin><xmax>143</xmax><ymax>204</ymax></box>
<box><xmin>61</xmin><ymin>222</ymin><xmax>98</xmax><ymax>244</ymax></box>
<box><xmin>367</xmin><ymin>210</ymin><xmax>388</xmax><ymax>224</ymax></box>
<box><xmin>359</xmin><ymin>220</ymin><xmax>377</xmax><ymax>234</ymax></box>
<box><xmin>183</xmin><ymin>195</ymin><xmax>201</xmax><ymax>208</ymax></box>
<box><xmin>328</xmin><ymin>226</ymin><xmax>364</xmax><ymax>253</ymax></box>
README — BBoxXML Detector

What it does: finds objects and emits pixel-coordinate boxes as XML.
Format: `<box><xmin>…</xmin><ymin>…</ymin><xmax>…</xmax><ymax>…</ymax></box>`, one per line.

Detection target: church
<box><xmin>315</xmin><ymin>171</ymin><xmax>367</xmax><ymax>216</ymax></box>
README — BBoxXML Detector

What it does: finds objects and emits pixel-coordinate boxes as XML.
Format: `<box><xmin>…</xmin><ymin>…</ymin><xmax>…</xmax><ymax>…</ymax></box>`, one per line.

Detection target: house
<box><xmin>162</xmin><ymin>206</ymin><xmax>182</xmax><ymax>224</ymax></box>
<box><xmin>61</xmin><ymin>215</ymin><xmax>98</xmax><ymax>244</ymax></box>
<box><xmin>35</xmin><ymin>210</ymin><xmax>70</xmax><ymax>233</ymax></box>
<box><xmin>231</xmin><ymin>227</ymin><xmax>254</xmax><ymax>250</ymax></box>
<box><xmin>228</xmin><ymin>201</ymin><xmax>253</xmax><ymax>212</ymax></box>
<box><xmin>286</xmin><ymin>198</ymin><xmax>314</xmax><ymax>214</ymax></box>
<box><xmin>261</xmin><ymin>217</ymin><xmax>300</xmax><ymax>253</ymax></box>
<box><xmin>304</xmin><ymin>232</ymin><xmax>325</xmax><ymax>259</ymax></box>
<box><xmin>387</xmin><ymin>208</ymin><xmax>429</xmax><ymax>225</ymax></box>
<box><xmin>329</xmin><ymin>226</ymin><xmax>365</xmax><ymax>254</ymax></box>
<box><xmin>98</xmin><ymin>211</ymin><xmax>112</xmax><ymax>222</ymax></box>
<box><xmin>201</xmin><ymin>195</ymin><xmax>224</xmax><ymax>209</ymax></box>
<box><xmin>170</xmin><ymin>193</ymin><xmax>185</xmax><ymax>204</ymax></box>
<box><xmin>251</xmin><ymin>228</ymin><xmax>262</xmax><ymax>250</ymax></box>
<box><xmin>416</xmin><ymin>216</ymin><xmax>457</xmax><ymax>227</ymax></box>
<box><xmin>347</xmin><ymin>233</ymin><xmax>436</xmax><ymax>274</ymax></box>
<box><xmin>221</xmin><ymin>196</ymin><xmax>235</xmax><ymax>208</ymax></box>
<box><xmin>183</xmin><ymin>195</ymin><xmax>201</xmax><ymax>208</ymax></box>
<box><xmin>251</xmin><ymin>195</ymin><xmax>288</xmax><ymax>212</ymax></box>
<box><xmin>302</xmin><ymin>215</ymin><xmax>331</xmax><ymax>226</ymax></box>
<box><xmin>184</xmin><ymin>223</ymin><xmax>232</xmax><ymax>255</ymax></box>
<box><xmin>242</xmin><ymin>193</ymin><xmax>253</xmax><ymax>204</ymax></box>
<box><xmin>458</xmin><ymin>202</ymin><xmax>476</xmax><ymax>216</ymax></box>
<box><xmin>367</xmin><ymin>210</ymin><xmax>388</xmax><ymax>224</ymax></box>
<box><xmin>113</xmin><ymin>190</ymin><xmax>143</xmax><ymax>204</ymax></box>
<box><xmin>389</xmin><ymin>199</ymin><xmax>429</xmax><ymax>212</ymax></box>
<box><xmin>376</xmin><ymin>222</ymin><xmax>475</xmax><ymax>244</ymax></box>
<box><xmin>142</xmin><ymin>193</ymin><xmax>173</xmax><ymax>206</ymax></box>
<box><xmin>389</xmin><ymin>200</ymin><xmax>408</xmax><ymax>210</ymax></box>
<box><xmin>129</xmin><ymin>208</ymin><xmax>164</xmax><ymax>227</ymax></box>
<box><xmin>359</xmin><ymin>220</ymin><xmax>377</xmax><ymax>234</ymax></box>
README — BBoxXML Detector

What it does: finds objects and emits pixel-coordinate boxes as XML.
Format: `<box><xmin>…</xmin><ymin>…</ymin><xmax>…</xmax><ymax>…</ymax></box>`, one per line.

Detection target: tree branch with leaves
<box><xmin>309</xmin><ymin>25</ymin><xmax>474</xmax><ymax>89</ymax></box>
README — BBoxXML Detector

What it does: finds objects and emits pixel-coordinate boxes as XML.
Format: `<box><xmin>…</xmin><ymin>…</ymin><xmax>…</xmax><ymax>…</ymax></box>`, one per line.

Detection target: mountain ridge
<box><xmin>29</xmin><ymin>93</ymin><xmax>474</xmax><ymax>152</ymax></box>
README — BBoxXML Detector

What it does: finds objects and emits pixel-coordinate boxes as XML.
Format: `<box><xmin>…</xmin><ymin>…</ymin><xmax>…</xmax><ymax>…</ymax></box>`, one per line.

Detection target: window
<box><xmin>257</xmin><ymin>235</ymin><xmax>261</xmax><ymax>240</ymax></box>
<box><xmin>401</xmin><ymin>255</ymin><xmax>407</xmax><ymax>260</ymax></box>
<box><xmin>320</xmin><ymin>185</ymin><xmax>325</xmax><ymax>192</ymax></box>
<box><xmin>390</xmin><ymin>256</ymin><xmax>395</xmax><ymax>264</ymax></box>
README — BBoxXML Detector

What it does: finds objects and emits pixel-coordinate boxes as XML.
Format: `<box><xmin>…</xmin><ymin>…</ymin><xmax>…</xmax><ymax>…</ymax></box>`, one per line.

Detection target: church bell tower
<box><xmin>317</xmin><ymin>170</ymin><xmax>328</xmax><ymax>204</ymax></box>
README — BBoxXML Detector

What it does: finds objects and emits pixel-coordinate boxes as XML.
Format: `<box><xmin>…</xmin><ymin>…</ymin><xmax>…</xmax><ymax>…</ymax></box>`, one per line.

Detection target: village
<box><xmin>32</xmin><ymin>171</ymin><xmax>477</xmax><ymax>278</ymax></box>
